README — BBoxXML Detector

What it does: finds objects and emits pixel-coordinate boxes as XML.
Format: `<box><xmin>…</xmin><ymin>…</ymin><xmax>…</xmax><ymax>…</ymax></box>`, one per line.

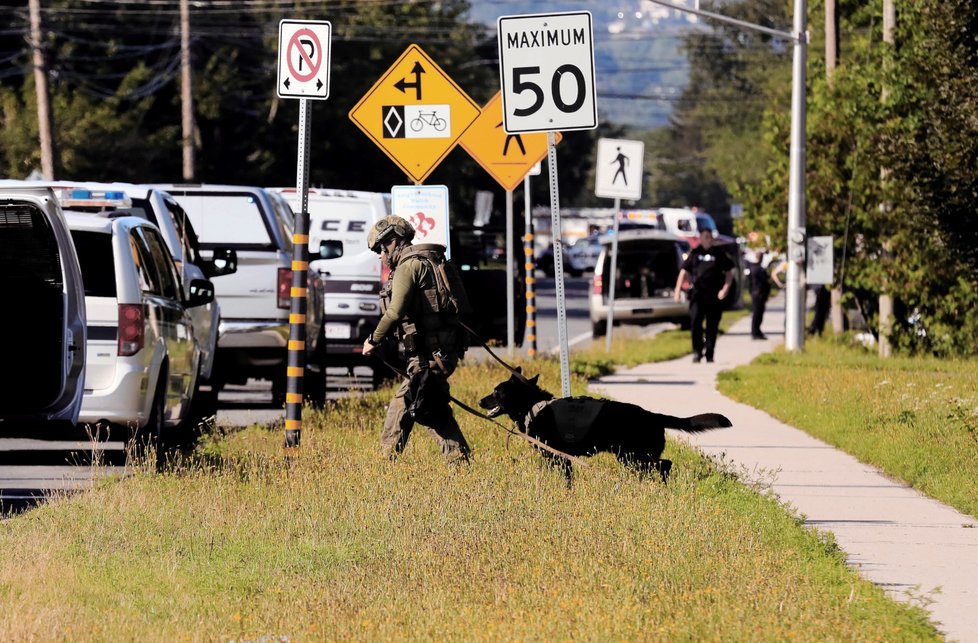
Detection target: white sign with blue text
<box><xmin>391</xmin><ymin>185</ymin><xmax>451</xmax><ymax>258</ymax></box>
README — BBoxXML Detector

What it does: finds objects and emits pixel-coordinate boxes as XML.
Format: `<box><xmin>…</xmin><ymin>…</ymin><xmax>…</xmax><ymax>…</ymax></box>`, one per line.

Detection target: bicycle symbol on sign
<box><xmin>410</xmin><ymin>110</ymin><xmax>447</xmax><ymax>133</ymax></box>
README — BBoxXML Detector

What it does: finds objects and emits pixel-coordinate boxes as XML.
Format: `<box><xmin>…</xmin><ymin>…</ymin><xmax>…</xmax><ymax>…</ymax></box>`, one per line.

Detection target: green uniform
<box><xmin>373</xmin><ymin>247</ymin><xmax>470</xmax><ymax>463</ymax></box>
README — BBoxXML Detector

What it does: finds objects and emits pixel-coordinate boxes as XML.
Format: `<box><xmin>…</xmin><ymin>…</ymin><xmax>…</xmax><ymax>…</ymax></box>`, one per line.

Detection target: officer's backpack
<box><xmin>400</xmin><ymin>244</ymin><xmax>472</xmax><ymax>317</ymax></box>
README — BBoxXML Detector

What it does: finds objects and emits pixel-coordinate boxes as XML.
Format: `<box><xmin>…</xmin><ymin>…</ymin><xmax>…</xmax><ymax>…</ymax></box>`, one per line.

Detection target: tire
<box><xmin>305</xmin><ymin>364</ymin><xmax>327</xmax><ymax>409</ymax></box>
<box><xmin>271</xmin><ymin>375</ymin><xmax>287</xmax><ymax>407</ymax></box>
<box><xmin>679</xmin><ymin>317</ymin><xmax>692</xmax><ymax>331</ymax></box>
<box><xmin>132</xmin><ymin>367</ymin><xmax>166</xmax><ymax>469</ymax></box>
<box><xmin>592</xmin><ymin>319</ymin><xmax>607</xmax><ymax>338</ymax></box>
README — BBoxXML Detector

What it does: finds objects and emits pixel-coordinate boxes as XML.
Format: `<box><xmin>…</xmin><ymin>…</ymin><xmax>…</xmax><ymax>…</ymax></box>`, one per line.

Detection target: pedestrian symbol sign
<box><xmin>594</xmin><ymin>137</ymin><xmax>644</xmax><ymax>201</ymax></box>
<box><xmin>460</xmin><ymin>92</ymin><xmax>561</xmax><ymax>191</ymax></box>
<box><xmin>349</xmin><ymin>44</ymin><xmax>480</xmax><ymax>184</ymax></box>
<box><xmin>277</xmin><ymin>20</ymin><xmax>331</xmax><ymax>100</ymax></box>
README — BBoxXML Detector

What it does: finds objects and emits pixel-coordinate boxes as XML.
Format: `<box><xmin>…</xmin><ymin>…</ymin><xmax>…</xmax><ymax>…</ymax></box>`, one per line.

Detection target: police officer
<box><xmin>673</xmin><ymin>229</ymin><xmax>735</xmax><ymax>363</ymax></box>
<box><xmin>745</xmin><ymin>246</ymin><xmax>772</xmax><ymax>340</ymax></box>
<box><xmin>361</xmin><ymin>215</ymin><xmax>471</xmax><ymax>464</ymax></box>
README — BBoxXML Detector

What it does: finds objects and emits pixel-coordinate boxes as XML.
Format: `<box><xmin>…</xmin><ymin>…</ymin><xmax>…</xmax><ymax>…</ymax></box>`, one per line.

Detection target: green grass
<box><xmin>717</xmin><ymin>337</ymin><xmax>978</xmax><ymax>519</ymax></box>
<box><xmin>0</xmin><ymin>356</ymin><xmax>939</xmax><ymax>640</ymax></box>
<box><xmin>569</xmin><ymin>308</ymin><xmax>751</xmax><ymax>379</ymax></box>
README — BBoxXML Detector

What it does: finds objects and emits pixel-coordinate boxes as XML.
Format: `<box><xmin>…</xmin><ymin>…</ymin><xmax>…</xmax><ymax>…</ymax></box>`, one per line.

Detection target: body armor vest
<box><xmin>380</xmin><ymin>244</ymin><xmax>471</xmax><ymax>355</ymax></box>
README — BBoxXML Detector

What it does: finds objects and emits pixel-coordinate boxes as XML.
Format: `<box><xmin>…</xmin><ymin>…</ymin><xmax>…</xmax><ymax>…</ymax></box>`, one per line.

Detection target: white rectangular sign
<box><xmin>390</xmin><ymin>185</ymin><xmax>451</xmax><ymax>258</ymax></box>
<box><xmin>277</xmin><ymin>20</ymin><xmax>332</xmax><ymax>100</ymax></box>
<box><xmin>807</xmin><ymin>235</ymin><xmax>834</xmax><ymax>285</ymax></box>
<box><xmin>594</xmin><ymin>138</ymin><xmax>644</xmax><ymax>201</ymax></box>
<box><xmin>497</xmin><ymin>11</ymin><xmax>597</xmax><ymax>134</ymax></box>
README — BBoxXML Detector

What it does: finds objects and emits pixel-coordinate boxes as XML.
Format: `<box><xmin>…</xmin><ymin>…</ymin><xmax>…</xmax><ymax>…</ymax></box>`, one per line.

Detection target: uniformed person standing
<box><xmin>361</xmin><ymin>215</ymin><xmax>471</xmax><ymax>464</ymax></box>
<box><xmin>673</xmin><ymin>229</ymin><xmax>735</xmax><ymax>363</ymax></box>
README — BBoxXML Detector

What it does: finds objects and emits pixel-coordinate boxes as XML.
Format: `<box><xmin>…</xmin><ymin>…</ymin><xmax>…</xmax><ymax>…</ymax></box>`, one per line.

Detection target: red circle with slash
<box><xmin>286</xmin><ymin>28</ymin><xmax>321</xmax><ymax>83</ymax></box>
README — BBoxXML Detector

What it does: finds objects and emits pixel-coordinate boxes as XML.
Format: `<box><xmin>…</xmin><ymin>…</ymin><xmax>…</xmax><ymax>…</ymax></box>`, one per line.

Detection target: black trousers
<box><xmin>750</xmin><ymin>288</ymin><xmax>769</xmax><ymax>337</ymax></box>
<box><xmin>689</xmin><ymin>296</ymin><xmax>724</xmax><ymax>359</ymax></box>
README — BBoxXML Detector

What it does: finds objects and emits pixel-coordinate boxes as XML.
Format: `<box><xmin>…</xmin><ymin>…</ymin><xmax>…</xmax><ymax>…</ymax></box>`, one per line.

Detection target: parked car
<box><xmin>157</xmin><ymin>184</ymin><xmax>326</xmax><ymax>405</ymax></box>
<box><xmin>271</xmin><ymin>187</ymin><xmax>389</xmax><ymax>387</ymax></box>
<box><xmin>589</xmin><ymin>229</ymin><xmax>689</xmax><ymax>337</ymax></box>
<box><xmin>0</xmin><ymin>180</ymin><xmax>238</xmax><ymax>385</ymax></box>
<box><xmin>0</xmin><ymin>187</ymin><xmax>86</xmax><ymax>428</ymax></box>
<box><xmin>64</xmin><ymin>211</ymin><xmax>213</xmax><ymax>448</ymax></box>
<box><xmin>536</xmin><ymin>241</ymin><xmax>580</xmax><ymax>277</ymax></box>
<box><xmin>565</xmin><ymin>233</ymin><xmax>604</xmax><ymax>274</ymax></box>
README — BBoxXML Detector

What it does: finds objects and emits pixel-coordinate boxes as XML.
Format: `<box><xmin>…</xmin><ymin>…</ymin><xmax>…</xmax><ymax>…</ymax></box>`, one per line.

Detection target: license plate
<box><xmin>325</xmin><ymin>323</ymin><xmax>351</xmax><ymax>339</ymax></box>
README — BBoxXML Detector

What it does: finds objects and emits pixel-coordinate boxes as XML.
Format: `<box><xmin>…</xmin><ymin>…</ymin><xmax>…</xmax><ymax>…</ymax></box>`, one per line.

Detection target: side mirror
<box><xmin>186</xmin><ymin>278</ymin><xmax>215</xmax><ymax>308</ymax></box>
<box><xmin>318</xmin><ymin>240</ymin><xmax>343</xmax><ymax>260</ymax></box>
<box><xmin>205</xmin><ymin>247</ymin><xmax>238</xmax><ymax>277</ymax></box>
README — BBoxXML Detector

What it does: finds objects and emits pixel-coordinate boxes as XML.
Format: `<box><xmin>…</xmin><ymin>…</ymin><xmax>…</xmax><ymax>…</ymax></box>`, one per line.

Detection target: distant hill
<box><xmin>467</xmin><ymin>0</ymin><xmax>705</xmax><ymax>131</ymax></box>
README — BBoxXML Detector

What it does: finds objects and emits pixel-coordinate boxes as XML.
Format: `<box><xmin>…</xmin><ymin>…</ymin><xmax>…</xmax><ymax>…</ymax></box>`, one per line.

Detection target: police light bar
<box><xmin>58</xmin><ymin>188</ymin><xmax>132</xmax><ymax>209</ymax></box>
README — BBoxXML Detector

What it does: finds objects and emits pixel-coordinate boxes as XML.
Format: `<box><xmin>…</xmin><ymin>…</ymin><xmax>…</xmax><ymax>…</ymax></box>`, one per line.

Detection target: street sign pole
<box><xmin>547</xmin><ymin>131</ymin><xmax>571</xmax><ymax>397</ymax></box>
<box><xmin>506</xmin><ymin>189</ymin><xmax>515</xmax><ymax>356</ymax></box>
<box><xmin>285</xmin><ymin>98</ymin><xmax>312</xmax><ymax>450</ymax></box>
<box><xmin>605</xmin><ymin>197</ymin><xmax>621</xmax><ymax>351</ymax></box>
<box><xmin>523</xmin><ymin>174</ymin><xmax>536</xmax><ymax>359</ymax></box>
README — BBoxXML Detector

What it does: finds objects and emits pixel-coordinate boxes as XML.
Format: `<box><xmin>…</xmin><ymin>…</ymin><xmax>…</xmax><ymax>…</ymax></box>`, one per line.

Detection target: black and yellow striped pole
<box><xmin>523</xmin><ymin>173</ymin><xmax>537</xmax><ymax>359</ymax></box>
<box><xmin>285</xmin><ymin>98</ymin><xmax>312</xmax><ymax>451</ymax></box>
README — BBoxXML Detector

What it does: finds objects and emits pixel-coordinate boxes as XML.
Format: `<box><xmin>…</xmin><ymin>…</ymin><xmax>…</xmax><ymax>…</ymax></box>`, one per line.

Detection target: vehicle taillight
<box><xmin>118</xmin><ymin>304</ymin><xmax>144</xmax><ymax>357</ymax></box>
<box><xmin>592</xmin><ymin>273</ymin><xmax>603</xmax><ymax>295</ymax></box>
<box><xmin>278</xmin><ymin>267</ymin><xmax>292</xmax><ymax>309</ymax></box>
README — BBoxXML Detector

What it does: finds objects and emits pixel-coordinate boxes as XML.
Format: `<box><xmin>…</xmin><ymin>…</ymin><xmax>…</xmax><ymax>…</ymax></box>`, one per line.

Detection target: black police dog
<box><xmin>478</xmin><ymin>370</ymin><xmax>732</xmax><ymax>485</ymax></box>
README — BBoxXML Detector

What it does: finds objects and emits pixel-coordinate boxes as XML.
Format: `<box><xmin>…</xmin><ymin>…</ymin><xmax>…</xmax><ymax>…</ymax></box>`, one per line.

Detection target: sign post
<box><xmin>594</xmin><ymin>137</ymin><xmax>645</xmax><ymax>350</ymax></box>
<box><xmin>498</xmin><ymin>10</ymin><xmax>597</xmax><ymax>397</ymax></box>
<box><xmin>524</xmin><ymin>165</ymin><xmax>539</xmax><ymax>358</ymax></box>
<box><xmin>460</xmin><ymin>92</ymin><xmax>559</xmax><ymax>356</ymax></box>
<box><xmin>277</xmin><ymin>19</ymin><xmax>331</xmax><ymax>450</ymax></box>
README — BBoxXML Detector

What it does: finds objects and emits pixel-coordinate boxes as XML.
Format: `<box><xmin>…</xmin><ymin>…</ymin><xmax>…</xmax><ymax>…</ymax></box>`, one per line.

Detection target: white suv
<box><xmin>65</xmin><ymin>212</ymin><xmax>213</xmax><ymax>447</ymax></box>
<box><xmin>0</xmin><ymin>187</ymin><xmax>86</xmax><ymax>428</ymax></box>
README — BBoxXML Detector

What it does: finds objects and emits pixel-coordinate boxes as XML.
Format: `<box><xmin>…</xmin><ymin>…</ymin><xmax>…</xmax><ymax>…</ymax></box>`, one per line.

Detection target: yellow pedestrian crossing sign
<box><xmin>460</xmin><ymin>92</ymin><xmax>560</xmax><ymax>191</ymax></box>
<box><xmin>348</xmin><ymin>44</ymin><xmax>480</xmax><ymax>184</ymax></box>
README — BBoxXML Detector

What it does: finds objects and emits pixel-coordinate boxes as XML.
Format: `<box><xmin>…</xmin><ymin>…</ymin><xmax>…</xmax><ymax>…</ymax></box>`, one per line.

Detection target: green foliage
<box><xmin>0</xmin><ymin>356</ymin><xmax>940</xmax><ymax>639</ymax></box>
<box><xmin>719</xmin><ymin>338</ymin><xmax>978</xmax><ymax>518</ymax></box>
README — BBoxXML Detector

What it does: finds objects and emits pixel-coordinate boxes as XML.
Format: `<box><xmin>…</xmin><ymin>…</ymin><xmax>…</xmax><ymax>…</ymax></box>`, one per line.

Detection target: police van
<box><xmin>270</xmin><ymin>188</ymin><xmax>389</xmax><ymax>387</ymax></box>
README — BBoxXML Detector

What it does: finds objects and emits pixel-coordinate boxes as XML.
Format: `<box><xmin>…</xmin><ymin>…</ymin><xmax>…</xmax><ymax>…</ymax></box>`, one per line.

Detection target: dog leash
<box><xmin>458</xmin><ymin>320</ymin><xmax>531</xmax><ymax>384</ymax></box>
<box><xmin>377</xmin><ymin>355</ymin><xmax>587</xmax><ymax>468</ymax></box>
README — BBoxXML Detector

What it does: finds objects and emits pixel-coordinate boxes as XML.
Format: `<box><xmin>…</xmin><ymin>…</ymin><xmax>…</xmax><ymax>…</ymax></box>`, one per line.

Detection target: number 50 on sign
<box><xmin>497</xmin><ymin>11</ymin><xmax>597</xmax><ymax>134</ymax></box>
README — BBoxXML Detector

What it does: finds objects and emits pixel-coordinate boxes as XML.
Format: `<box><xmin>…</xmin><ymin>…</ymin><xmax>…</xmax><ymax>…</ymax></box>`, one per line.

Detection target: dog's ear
<box><xmin>515</xmin><ymin>366</ymin><xmax>522</xmax><ymax>373</ymax></box>
<box><xmin>530</xmin><ymin>375</ymin><xmax>539</xmax><ymax>385</ymax></box>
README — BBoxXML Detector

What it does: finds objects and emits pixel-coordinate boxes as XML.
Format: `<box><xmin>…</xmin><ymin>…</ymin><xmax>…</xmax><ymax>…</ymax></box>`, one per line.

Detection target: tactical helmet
<box><xmin>368</xmin><ymin>215</ymin><xmax>415</xmax><ymax>253</ymax></box>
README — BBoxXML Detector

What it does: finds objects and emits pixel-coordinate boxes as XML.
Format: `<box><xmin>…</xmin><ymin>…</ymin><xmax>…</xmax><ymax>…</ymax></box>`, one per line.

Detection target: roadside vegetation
<box><xmin>569</xmin><ymin>308</ymin><xmax>750</xmax><ymax>379</ymax></box>
<box><xmin>718</xmin><ymin>336</ymin><xmax>978</xmax><ymax>520</ymax></box>
<box><xmin>0</xmin><ymin>353</ymin><xmax>939</xmax><ymax>640</ymax></box>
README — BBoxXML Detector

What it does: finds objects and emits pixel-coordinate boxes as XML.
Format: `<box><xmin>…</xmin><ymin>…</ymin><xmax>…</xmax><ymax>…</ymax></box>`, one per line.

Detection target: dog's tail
<box><xmin>654</xmin><ymin>412</ymin><xmax>732</xmax><ymax>433</ymax></box>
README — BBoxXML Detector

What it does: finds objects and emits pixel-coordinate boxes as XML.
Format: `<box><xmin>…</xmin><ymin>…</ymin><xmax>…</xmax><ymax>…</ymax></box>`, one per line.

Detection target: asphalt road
<box><xmin>0</xmin><ymin>275</ymin><xmax>595</xmax><ymax>515</ymax></box>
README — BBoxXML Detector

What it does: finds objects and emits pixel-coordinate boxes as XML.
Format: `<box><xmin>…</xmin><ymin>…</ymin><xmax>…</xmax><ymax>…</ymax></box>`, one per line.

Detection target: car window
<box><xmin>165</xmin><ymin>198</ymin><xmax>202</xmax><ymax>265</ymax></box>
<box><xmin>69</xmin><ymin>230</ymin><xmax>114</xmax><ymax>297</ymax></box>
<box><xmin>2</xmin><ymin>203</ymin><xmax>63</xmax><ymax>289</ymax></box>
<box><xmin>129</xmin><ymin>231</ymin><xmax>161</xmax><ymax>295</ymax></box>
<box><xmin>676</xmin><ymin>219</ymin><xmax>693</xmax><ymax>232</ymax></box>
<box><xmin>129</xmin><ymin>197</ymin><xmax>157</xmax><ymax>226</ymax></box>
<box><xmin>138</xmin><ymin>226</ymin><xmax>180</xmax><ymax>300</ymax></box>
<box><xmin>171</xmin><ymin>192</ymin><xmax>275</xmax><ymax>250</ymax></box>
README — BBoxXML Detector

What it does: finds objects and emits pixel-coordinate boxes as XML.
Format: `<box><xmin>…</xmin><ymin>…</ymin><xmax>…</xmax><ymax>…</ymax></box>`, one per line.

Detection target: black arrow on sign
<box><xmin>284</xmin><ymin>78</ymin><xmax>291</xmax><ymax>89</ymax></box>
<box><xmin>394</xmin><ymin>61</ymin><xmax>425</xmax><ymax>100</ymax></box>
<box><xmin>316</xmin><ymin>78</ymin><xmax>323</xmax><ymax>91</ymax></box>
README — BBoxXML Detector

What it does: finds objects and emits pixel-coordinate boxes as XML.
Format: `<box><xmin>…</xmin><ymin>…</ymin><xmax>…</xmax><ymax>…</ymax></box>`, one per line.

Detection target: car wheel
<box><xmin>305</xmin><ymin>365</ymin><xmax>327</xmax><ymax>409</ymax></box>
<box><xmin>132</xmin><ymin>367</ymin><xmax>167</xmax><ymax>468</ymax></box>
<box><xmin>592</xmin><ymin>319</ymin><xmax>607</xmax><ymax>338</ymax></box>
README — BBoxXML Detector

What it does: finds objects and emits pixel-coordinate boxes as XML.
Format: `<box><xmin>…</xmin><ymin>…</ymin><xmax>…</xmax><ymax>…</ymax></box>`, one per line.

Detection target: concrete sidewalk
<box><xmin>591</xmin><ymin>297</ymin><xmax>978</xmax><ymax>642</ymax></box>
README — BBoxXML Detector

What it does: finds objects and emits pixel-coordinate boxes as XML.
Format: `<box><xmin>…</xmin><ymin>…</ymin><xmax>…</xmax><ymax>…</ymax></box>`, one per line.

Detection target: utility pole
<box><xmin>826</xmin><ymin>0</ymin><xmax>847</xmax><ymax>334</ymax></box>
<box><xmin>180</xmin><ymin>0</ymin><xmax>195</xmax><ymax>181</ymax></box>
<box><xmin>878</xmin><ymin>0</ymin><xmax>895</xmax><ymax>358</ymax></box>
<box><xmin>29</xmin><ymin>0</ymin><xmax>55</xmax><ymax>180</ymax></box>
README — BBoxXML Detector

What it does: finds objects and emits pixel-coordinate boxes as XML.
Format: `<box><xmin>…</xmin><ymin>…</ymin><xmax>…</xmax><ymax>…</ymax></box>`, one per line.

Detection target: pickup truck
<box><xmin>157</xmin><ymin>185</ymin><xmax>326</xmax><ymax>405</ymax></box>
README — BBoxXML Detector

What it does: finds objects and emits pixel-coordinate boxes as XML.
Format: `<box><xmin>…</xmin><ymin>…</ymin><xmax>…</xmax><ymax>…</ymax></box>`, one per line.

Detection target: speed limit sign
<box><xmin>497</xmin><ymin>11</ymin><xmax>597</xmax><ymax>134</ymax></box>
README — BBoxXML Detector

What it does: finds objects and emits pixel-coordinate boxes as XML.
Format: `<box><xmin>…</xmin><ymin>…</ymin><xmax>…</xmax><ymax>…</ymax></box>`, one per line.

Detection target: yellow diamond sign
<box><xmin>348</xmin><ymin>44</ymin><xmax>480</xmax><ymax>184</ymax></box>
<box><xmin>460</xmin><ymin>92</ymin><xmax>561</xmax><ymax>192</ymax></box>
